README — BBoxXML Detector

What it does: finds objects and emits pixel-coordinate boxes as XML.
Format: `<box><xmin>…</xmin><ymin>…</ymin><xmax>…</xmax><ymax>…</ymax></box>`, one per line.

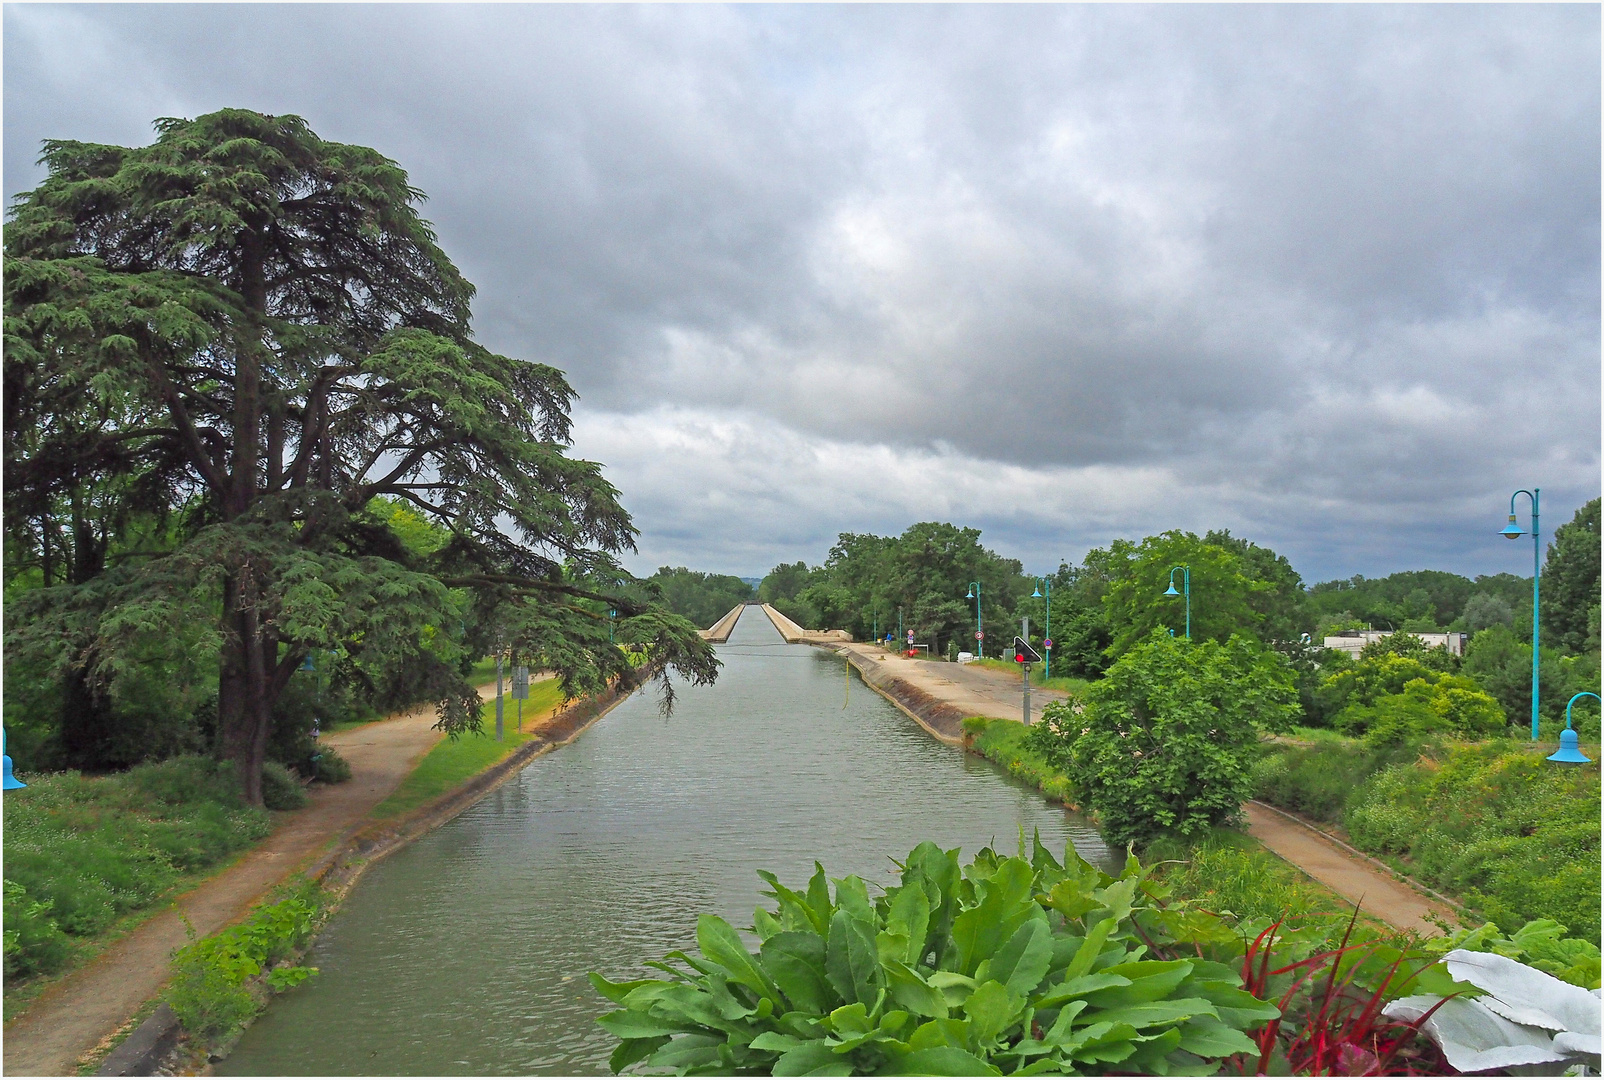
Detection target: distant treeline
<box><xmin>645</xmin><ymin>568</ymin><xmax>755</xmax><ymax>628</ymax></box>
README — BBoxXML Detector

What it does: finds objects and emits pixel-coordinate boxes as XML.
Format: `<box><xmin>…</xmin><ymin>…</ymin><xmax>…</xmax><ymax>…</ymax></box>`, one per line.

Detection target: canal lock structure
<box><xmin>220</xmin><ymin>607</ymin><xmax>1115</xmax><ymax>1076</ymax></box>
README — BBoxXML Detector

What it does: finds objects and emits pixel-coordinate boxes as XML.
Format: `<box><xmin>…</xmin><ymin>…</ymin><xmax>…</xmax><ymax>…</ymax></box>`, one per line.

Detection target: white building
<box><xmin>1322</xmin><ymin>630</ymin><xmax>1468</xmax><ymax>659</ymax></box>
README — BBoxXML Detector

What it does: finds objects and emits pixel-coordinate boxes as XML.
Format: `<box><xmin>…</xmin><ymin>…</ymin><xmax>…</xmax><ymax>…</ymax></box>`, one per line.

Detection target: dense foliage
<box><xmin>2</xmin><ymin>757</ymin><xmax>270</xmax><ymax>979</ymax></box>
<box><xmin>1254</xmin><ymin>738</ymin><xmax>1601</xmax><ymax>944</ymax></box>
<box><xmin>647</xmin><ymin>567</ymin><xmax>754</xmax><ymax>629</ymax></box>
<box><xmin>3</xmin><ymin>109</ymin><xmax>716</xmax><ymax>801</ymax></box>
<box><xmin>1028</xmin><ymin>631</ymin><xmax>1300</xmax><ymax>846</ymax></box>
<box><xmin>593</xmin><ymin>840</ymin><xmax>1281</xmax><ymax>1076</ymax></box>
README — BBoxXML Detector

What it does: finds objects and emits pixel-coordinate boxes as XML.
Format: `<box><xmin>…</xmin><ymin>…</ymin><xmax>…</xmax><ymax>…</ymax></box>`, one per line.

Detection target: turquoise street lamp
<box><xmin>965</xmin><ymin>582</ymin><xmax>983</xmax><ymax>658</ymax></box>
<box><xmin>1499</xmin><ymin>489</ymin><xmax>1541</xmax><ymax>740</ymax></box>
<box><xmin>2</xmin><ymin>728</ymin><xmax>24</xmax><ymax>790</ymax></box>
<box><xmin>1548</xmin><ymin>692</ymin><xmax>1598</xmax><ymax>764</ymax></box>
<box><xmin>1162</xmin><ymin>565</ymin><xmax>1191</xmax><ymax>639</ymax></box>
<box><xmin>1031</xmin><ymin>577</ymin><xmax>1051</xmax><ymax>680</ymax></box>
<box><xmin>609</xmin><ymin>608</ymin><xmax>617</xmax><ymax>644</ymax></box>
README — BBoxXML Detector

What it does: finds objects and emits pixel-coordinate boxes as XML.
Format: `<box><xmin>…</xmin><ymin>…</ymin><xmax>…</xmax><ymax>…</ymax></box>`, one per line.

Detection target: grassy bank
<box><xmin>368</xmin><ymin>678</ymin><xmax>566</xmax><ymax>819</ymax></box>
<box><xmin>3</xmin><ymin>758</ymin><xmax>272</xmax><ymax>998</ymax></box>
<box><xmin>965</xmin><ymin>656</ymin><xmax>1089</xmax><ymax>694</ymax></box>
<box><xmin>1254</xmin><ymin>735</ymin><xmax>1602</xmax><ymax>944</ymax></box>
<box><xmin>961</xmin><ymin>716</ymin><xmax>1075</xmax><ymax>802</ymax></box>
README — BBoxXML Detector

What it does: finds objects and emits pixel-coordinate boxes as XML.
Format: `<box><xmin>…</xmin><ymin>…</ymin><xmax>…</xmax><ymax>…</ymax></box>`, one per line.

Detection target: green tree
<box><xmin>1031</xmin><ymin>630</ymin><xmax>1299</xmax><ymax>846</ymax></box>
<box><xmin>1543</xmin><ymin>498</ymin><xmax>1601</xmax><ymax>656</ymax></box>
<box><xmin>3</xmin><ymin>110</ymin><xmax>715</xmax><ymax>803</ymax></box>
<box><xmin>1100</xmin><ymin>532</ymin><xmax>1269</xmax><ymax>656</ymax></box>
<box><xmin>645</xmin><ymin>567</ymin><xmax>753</xmax><ymax>629</ymax></box>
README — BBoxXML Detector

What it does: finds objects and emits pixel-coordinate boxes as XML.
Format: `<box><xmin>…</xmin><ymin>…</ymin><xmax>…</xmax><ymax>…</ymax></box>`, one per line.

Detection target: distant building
<box><xmin>1322</xmin><ymin>630</ymin><xmax>1468</xmax><ymax>659</ymax></box>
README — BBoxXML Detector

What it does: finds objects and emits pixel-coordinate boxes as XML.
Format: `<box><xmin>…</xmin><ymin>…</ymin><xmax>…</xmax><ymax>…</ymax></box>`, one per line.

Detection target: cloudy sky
<box><xmin>5</xmin><ymin>4</ymin><xmax>1598</xmax><ymax>583</ymax></box>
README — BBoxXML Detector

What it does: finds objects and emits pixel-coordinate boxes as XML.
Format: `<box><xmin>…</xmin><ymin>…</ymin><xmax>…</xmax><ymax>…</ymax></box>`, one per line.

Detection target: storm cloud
<box><xmin>5</xmin><ymin>4</ymin><xmax>1598</xmax><ymax>580</ymax></box>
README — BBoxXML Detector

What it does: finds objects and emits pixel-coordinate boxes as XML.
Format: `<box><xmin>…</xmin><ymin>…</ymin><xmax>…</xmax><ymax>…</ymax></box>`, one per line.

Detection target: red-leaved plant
<box><xmin>1230</xmin><ymin>909</ymin><xmax>1460</xmax><ymax>1076</ymax></box>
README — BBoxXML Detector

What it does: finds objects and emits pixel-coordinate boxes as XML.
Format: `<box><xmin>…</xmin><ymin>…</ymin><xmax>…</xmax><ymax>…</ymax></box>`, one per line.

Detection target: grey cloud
<box><xmin>4</xmin><ymin>4</ymin><xmax>1596</xmax><ymax>580</ymax></box>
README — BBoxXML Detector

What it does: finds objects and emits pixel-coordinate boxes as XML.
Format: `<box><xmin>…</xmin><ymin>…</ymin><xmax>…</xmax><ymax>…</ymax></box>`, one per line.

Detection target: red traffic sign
<box><xmin>1013</xmin><ymin>637</ymin><xmax>1043</xmax><ymax>664</ymax></box>
<box><xmin>975</xmin><ymin>630</ymin><xmax>984</xmax><ymax>640</ymax></box>
<box><xmin>1043</xmin><ymin>638</ymin><xmax>1053</xmax><ymax>650</ymax></box>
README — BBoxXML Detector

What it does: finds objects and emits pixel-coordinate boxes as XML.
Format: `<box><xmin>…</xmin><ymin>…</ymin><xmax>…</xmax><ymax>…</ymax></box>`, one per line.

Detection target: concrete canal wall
<box><xmin>699</xmin><ymin>603</ymin><xmax>746</xmax><ymax>643</ymax></box>
<box><xmin>759</xmin><ymin>603</ymin><xmax>853</xmax><ymax>644</ymax></box>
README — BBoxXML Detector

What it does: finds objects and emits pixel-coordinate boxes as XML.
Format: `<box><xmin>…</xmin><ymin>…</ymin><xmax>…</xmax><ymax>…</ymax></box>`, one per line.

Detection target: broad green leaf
<box><xmin>833</xmin><ymin>875</ymin><xmax>875</xmax><ymax>923</ymax></box>
<box><xmin>596</xmin><ymin>1009</ymin><xmax>683</xmax><ymax>1039</ymax></box>
<box><xmin>824</xmin><ymin>909</ymin><xmax>880</xmax><ymax>1005</ymax></box>
<box><xmin>884</xmin><ymin>960</ymin><xmax>948</xmax><ymax>1019</ymax></box>
<box><xmin>927</xmin><ymin>970</ymin><xmax>977</xmax><ymax>1009</ymax></box>
<box><xmin>886</xmin><ymin>880</ymin><xmax>931</xmax><ymax>965</ymax></box>
<box><xmin>588</xmin><ymin>972</ymin><xmax>661</xmax><ymax>1005</ymax></box>
<box><xmin>1033</xmin><ymin>971</ymin><xmax>1131</xmax><ymax>1009</ymax></box>
<box><xmin>807</xmin><ymin>864</ymin><xmax>835</xmax><ymax>929</ymax></box>
<box><xmin>1176</xmin><ymin>1017</ymin><xmax>1260</xmax><ymax>1058</ymax></box>
<box><xmin>908</xmin><ymin>1017</ymin><xmax>970</xmax><ymax>1051</ymax></box>
<box><xmin>964</xmin><ymin>980</ymin><xmax>1022</xmax><ymax>1045</ymax></box>
<box><xmin>950</xmin><ymin>858</ymin><xmax>1037</xmax><ymax>976</ymax></box>
<box><xmin>1090</xmin><ymin>997</ymin><xmax>1218</xmax><ymax>1030</ymax></box>
<box><xmin>646</xmin><ymin>1033</ymin><xmax>727</xmax><ymax>1072</ymax></box>
<box><xmin>754</xmin><ymin>907</ymin><xmax>783</xmax><ymax>941</ymax></box>
<box><xmin>1048</xmin><ymin>879</ymin><xmax>1099</xmax><ymax>921</ymax></box>
<box><xmin>760</xmin><ymin>870</ymin><xmax>828</xmax><ymax>936</ymax></box>
<box><xmin>762</xmin><ymin>931</ymin><xmax>834</xmax><ymax>1015</ymax></box>
<box><xmin>1091</xmin><ymin>876</ymin><xmax>1138</xmax><ymax>924</ymax></box>
<box><xmin>1175</xmin><ymin>980</ymin><xmax>1280</xmax><ymax>1028</ymax></box>
<box><xmin>1081</xmin><ymin>959</ymin><xmax>1193</xmax><ymax>1008</ymax></box>
<box><xmin>608</xmin><ymin>1035</ymin><xmax>668</xmax><ymax>1073</ymax></box>
<box><xmin>990</xmin><ymin>918</ymin><xmax>1055</xmax><ymax>999</ymax></box>
<box><xmin>1062</xmin><ymin>916</ymin><xmax>1116</xmax><ymax>981</ymax></box>
<box><xmin>750</xmin><ymin>1031</ymin><xmax>802</xmax><ymax>1053</ymax></box>
<box><xmin>697</xmin><ymin>914</ymin><xmax>779</xmax><ymax>1001</ymax></box>
<box><xmin>898</xmin><ymin>1046</ymin><xmax>1003</xmax><ymax>1076</ymax></box>
<box><xmin>826</xmin><ymin>1001</ymin><xmax>873</xmax><ymax>1037</ymax></box>
<box><xmin>773</xmin><ymin>1040</ymin><xmax>854</xmax><ymax>1076</ymax></box>
<box><xmin>877</xmin><ymin>929</ymin><xmax>911</xmax><ymax>969</ymax></box>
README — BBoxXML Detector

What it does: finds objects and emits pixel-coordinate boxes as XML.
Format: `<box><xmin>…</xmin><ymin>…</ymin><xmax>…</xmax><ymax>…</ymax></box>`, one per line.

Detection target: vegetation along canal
<box><xmin>220</xmin><ymin>610</ymin><xmax>1114</xmax><ymax>1076</ymax></box>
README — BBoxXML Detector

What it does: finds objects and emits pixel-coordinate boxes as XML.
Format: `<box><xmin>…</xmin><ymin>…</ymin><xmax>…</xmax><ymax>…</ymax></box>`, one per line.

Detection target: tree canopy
<box><xmin>4</xmin><ymin>110</ymin><xmax>716</xmax><ymax>802</ymax></box>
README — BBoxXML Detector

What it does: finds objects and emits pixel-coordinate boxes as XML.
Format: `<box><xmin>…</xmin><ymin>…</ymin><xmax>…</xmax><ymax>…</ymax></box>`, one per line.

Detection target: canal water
<box><xmin>220</xmin><ymin>607</ymin><xmax>1113</xmax><ymax>1076</ymax></box>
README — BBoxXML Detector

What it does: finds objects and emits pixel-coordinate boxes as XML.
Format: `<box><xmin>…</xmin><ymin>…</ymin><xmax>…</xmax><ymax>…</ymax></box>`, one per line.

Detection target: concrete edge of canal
<box><xmin>100</xmin><ymin>677</ymin><xmax>645</xmax><ymax>1079</ymax></box>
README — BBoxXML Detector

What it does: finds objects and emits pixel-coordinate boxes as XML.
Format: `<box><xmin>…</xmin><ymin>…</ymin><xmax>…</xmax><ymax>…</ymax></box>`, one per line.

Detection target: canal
<box><xmin>220</xmin><ymin>607</ymin><xmax>1113</xmax><ymax>1076</ymax></box>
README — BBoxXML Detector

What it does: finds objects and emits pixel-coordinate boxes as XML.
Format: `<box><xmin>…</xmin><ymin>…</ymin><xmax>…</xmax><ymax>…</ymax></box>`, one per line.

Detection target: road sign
<box><xmin>975</xmin><ymin>630</ymin><xmax>984</xmax><ymax>640</ymax></box>
<box><xmin>512</xmin><ymin>666</ymin><xmax>530</xmax><ymax>700</ymax></box>
<box><xmin>1013</xmin><ymin>637</ymin><xmax>1043</xmax><ymax>664</ymax></box>
<box><xmin>907</xmin><ymin>629</ymin><xmax>915</xmax><ymax>643</ymax></box>
<box><xmin>1043</xmin><ymin>638</ymin><xmax>1053</xmax><ymax>650</ymax></box>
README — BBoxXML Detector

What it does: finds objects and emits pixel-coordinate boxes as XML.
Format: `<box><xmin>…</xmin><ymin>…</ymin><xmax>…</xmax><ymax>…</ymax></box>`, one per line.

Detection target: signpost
<box><xmin>1014</xmin><ymin>617</ymin><xmax>1043</xmax><ymax>726</ymax></box>
<box><xmin>512</xmin><ymin>665</ymin><xmax>530</xmax><ymax>732</ymax></box>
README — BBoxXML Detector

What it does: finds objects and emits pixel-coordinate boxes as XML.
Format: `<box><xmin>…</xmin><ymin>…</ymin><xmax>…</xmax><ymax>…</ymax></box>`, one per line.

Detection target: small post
<box><xmin>495</xmin><ymin>651</ymin><xmax>504</xmax><ymax>741</ymax></box>
<box><xmin>1022</xmin><ymin>617</ymin><xmax>1031</xmax><ymax>726</ymax></box>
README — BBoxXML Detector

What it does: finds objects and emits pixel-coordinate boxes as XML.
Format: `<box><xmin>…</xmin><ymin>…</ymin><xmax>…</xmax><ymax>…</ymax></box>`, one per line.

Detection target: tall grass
<box><xmin>962</xmin><ymin>716</ymin><xmax>1075</xmax><ymax>803</ymax></box>
<box><xmin>3</xmin><ymin>757</ymin><xmax>271</xmax><ymax>981</ymax></box>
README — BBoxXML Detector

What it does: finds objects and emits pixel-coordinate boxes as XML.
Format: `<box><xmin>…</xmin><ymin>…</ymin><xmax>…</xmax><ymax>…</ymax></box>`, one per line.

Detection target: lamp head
<box><xmin>1163</xmin><ymin>583</ymin><xmax>1181</xmax><ymax>597</ymax></box>
<box><xmin>1500</xmin><ymin>514</ymin><xmax>1524</xmax><ymax>540</ymax></box>
<box><xmin>1547</xmin><ymin>728</ymin><xmax>1591</xmax><ymax>764</ymax></box>
<box><xmin>1031</xmin><ymin>586</ymin><xmax>1043</xmax><ymax>599</ymax></box>
<box><xmin>965</xmin><ymin>589</ymin><xmax>975</xmax><ymax>600</ymax></box>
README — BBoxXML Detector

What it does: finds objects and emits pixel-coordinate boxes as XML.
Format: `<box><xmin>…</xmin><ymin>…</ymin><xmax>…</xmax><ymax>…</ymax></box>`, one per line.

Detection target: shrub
<box><xmin>259</xmin><ymin>761</ymin><xmax>307</xmax><ymax>811</ymax></box>
<box><xmin>1035</xmin><ymin>630</ymin><xmax>1299</xmax><ymax>846</ymax></box>
<box><xmin>3</xmin><ymin>879</ymin><xmax>72</xmax><ymax>978</ymax></box>
<box><xmin>592</xmin><ymin>839</ymin><xmax>1279</xmax><ymax>1076</ymax></box>
<box><xmin>1144</xmin><ymin>830</ymin><xmax>1349</xmax><ymax>931</ymax></box>
<box><xmin>1250</xmin><ymin>742</ymin><xmax>1402</xmax><ymax>823</ymax></box>
<box><xmin>166</xmin><ymin>886</ymin><xmax>323</xmax><ymax>1042</ymax></box>
<box><xmin>310</xmin><ymin>745</ymin><xmax>351</xmax><ymax>784</ymax></box>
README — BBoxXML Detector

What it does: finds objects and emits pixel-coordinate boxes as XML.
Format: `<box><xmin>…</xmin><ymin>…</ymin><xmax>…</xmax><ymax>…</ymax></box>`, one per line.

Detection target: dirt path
<box><xmin>2</xmin><ymin>686</ymin><xmax>500</xmax><ymax>1078</ymax></box>
<box><xmin>1243</xmin><ymin>802</ymin><xmax>1458</xmax><ymax>935</ymax></box>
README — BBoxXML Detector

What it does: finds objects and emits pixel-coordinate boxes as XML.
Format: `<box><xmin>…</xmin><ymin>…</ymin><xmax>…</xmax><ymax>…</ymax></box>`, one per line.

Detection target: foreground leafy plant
<box><xmin>592</xmin><ymin>838</ymin><xmax>1279</xmax><ymax>1075</ymax></box>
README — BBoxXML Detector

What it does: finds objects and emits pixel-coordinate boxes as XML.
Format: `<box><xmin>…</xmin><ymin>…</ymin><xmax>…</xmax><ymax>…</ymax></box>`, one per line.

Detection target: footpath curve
<box><xmin>3</xmin><ymin>678</ymin><xmax>630</xmax><ymax>1077</ymax></box>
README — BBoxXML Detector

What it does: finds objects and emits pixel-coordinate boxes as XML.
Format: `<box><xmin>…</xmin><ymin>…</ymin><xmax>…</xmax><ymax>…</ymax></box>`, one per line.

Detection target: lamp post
<box><xmin>965</xmin><ymin>582</ymin><xmax>983</xmax><ymax>659</ymax></box>
<box><xmin>1031</xmin><ymin>577</ymin><xmax>1051</xmax><ymax>680</ymax></box>
<box><xmin>2</xmin><ymin>728</ymin><xmax>24</xmax><ymax>790</ymax></box>
<box><xmin>1163</xmin><ymin>565</ymin><xmax>1191</xmax><ymax>640</ymax></box>
<box><xmin>608</xmin><ymin>608</ymin><xmax>617</xmax><ymax>644</ymax></box>
<box><xmin>1499</xmin><ymin>489</ymin><xmax>1541</xmax><ymax>740</ymax></box>
<box><xmin>1548</xmin><ymin>692</ymin><xmax>1598</xmax><ymax>764</ymax></box>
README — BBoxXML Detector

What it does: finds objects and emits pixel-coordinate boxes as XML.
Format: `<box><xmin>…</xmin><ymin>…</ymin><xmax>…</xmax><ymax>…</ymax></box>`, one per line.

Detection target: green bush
<box><xmin>1143</xmin><ymin>830</ymin><xmax>1353</xmax><ymax>934</ymax></box>
<box><xmin>1417</xmin><ymin>918</ymin><xmax>1600</xmax><ymax>989</ymax></box>
<box><xmin>1</xmin><ymin>758</ymin><xmax>270</xmax><ymax>979</ymax></box>
<box><xmin>259</xmin><ymin>761</ymin><xmax>308</xmax><ymax>811</ymax></box>
<box><xmin>310</xmin><ymin>745</ymin><xmax>351</xmax><ymax>784</ymax></box>
<box><xmin>1032</xmin><ymin>630</ymin><xmax>1300</xmax><ymax>846</ymax></box>
<box><xmin>1251</xmin><ymin>742</ymin><xmax>1397</xmax><ymax>823</ymax></box>
<box><xmin>167</xmin><ymin>886</ymin><xmax>323</xmax><ymax>1042</ymax></box>
<box><xmin>1343</xmin><ymin>741</ymin><xmax>1600</xmax><ymax>944</ymax></box>
<box><xmin>592</xmin><ymin>840</ymin><xmax>1278</xmax><ymax>1076</ymax></box>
